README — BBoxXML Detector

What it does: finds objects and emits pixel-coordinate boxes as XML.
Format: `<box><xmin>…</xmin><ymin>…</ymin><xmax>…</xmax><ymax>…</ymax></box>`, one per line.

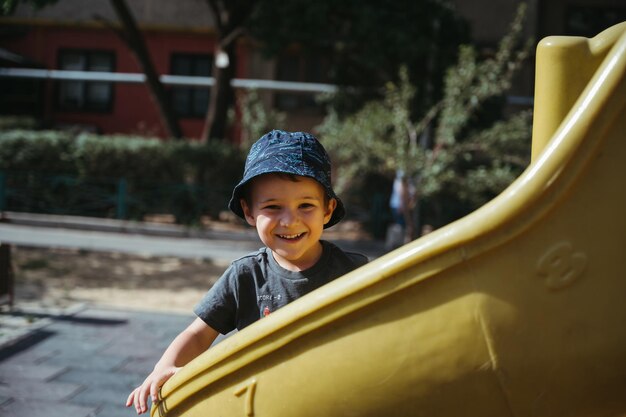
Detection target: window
<box><xmin>170</xmin><ymin>53</ymin><xmax>212</xmax><ymax>118</ymax></box>
<box><xmin>274</xmin><ymin>53</ymin><xmax>329</xmax><ymax>113</ymax></box>
<box><xmin>57</xmin><ymin>49</ymin><xmax>115</xmax><ymax>112</ymax></box>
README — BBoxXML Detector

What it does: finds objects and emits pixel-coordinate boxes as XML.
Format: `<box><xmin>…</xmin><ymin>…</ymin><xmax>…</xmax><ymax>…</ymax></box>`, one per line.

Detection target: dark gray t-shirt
<box><xmin>194</xmin><ymin>240</ymin><xmax>368</xmax><ymax>334</ymax></box>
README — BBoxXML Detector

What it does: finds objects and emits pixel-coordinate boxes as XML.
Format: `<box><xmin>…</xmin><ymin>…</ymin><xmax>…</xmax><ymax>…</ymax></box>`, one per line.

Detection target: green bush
<box><xmin>170</xmin><ymin>142</ymin><xmax>245</xmax><ymax>223</ymax></box>
<box><xmin>0</xmin><ymin>130</ymin><xmax>245</xmax><ymax>224</ymax></box>
<box><xmin>0</xmin><ymin>130</ymin><xmax>77</xmax><ymax>174</ymax></box>
<box><xmin>74</xmin><ymin>134</ymin><xmax>185</xmax><ymax>183</ymax></box>
<box><xmin>0</xmin><ymin>116</ymin><xmax>39</xmax><ymax>130</ymax></box>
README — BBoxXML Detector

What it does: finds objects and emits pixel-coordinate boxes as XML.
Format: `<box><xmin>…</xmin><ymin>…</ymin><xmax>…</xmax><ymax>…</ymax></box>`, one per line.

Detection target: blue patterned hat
<box><xmin>229</xmin><ymin>130</ymin><xmax>345</xmax><ymax>228</ymax></box>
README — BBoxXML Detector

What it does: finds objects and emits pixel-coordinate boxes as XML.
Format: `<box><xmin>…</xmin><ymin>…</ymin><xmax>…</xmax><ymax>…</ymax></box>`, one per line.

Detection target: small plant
<box><xmin>238</xmin><ymin>89</ymin><xmax>286</xmax><ymax>150</ymax></box>
<box><xmin>19</xmin><ymin>258</ymin><xmax>49</xmax><ymax>270</ymax></box>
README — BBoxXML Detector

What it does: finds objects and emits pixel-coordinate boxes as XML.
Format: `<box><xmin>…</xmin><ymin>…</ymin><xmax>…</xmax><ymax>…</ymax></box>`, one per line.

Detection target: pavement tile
<box><xmin>46</xmin><ymin>320</ymin><xmax>126</xmax><ymax>339</ymax></box>
<box><xmin>115</xmin><ymin>356</ymin><xmax>161</xmax><ymax>376</ymax></box>
<box><xmin>0</xmin><ymin>398</ymin><xmax>98</xmax><ymax>417</ymax></box>
<box><xmin>0</xmin><ymin>378</ymin><xmax>83</xmax><ymax>401</ymax></box>
<box><xmin>70</xmin><ymin>384</ymin><xmax>137</xmax><ymax>409</ymax></box>
<box><xmin>0</xmin><ymin>307</ymin><xmax>201</xmax><ymax>417</ymax></box>
<box><xmin>0</xmin><ymin>363</ymin><xmax>67</xmax><ymax>381</ymax></box>
<box><xmin>96</xmin><ymin>402</ymin><xmax>141</xmax><ymax>417</ymax></box>
<box><xmin>34</xmin><ymin>336</ymin><xmax>111</xmax><ymax>354</ymax></box>
<box><xmin>0</xmin><ymin>332</ymin><xmax>59</xmax><ymax>364</ymax></box>
<box><xmin>54</xmin><ymin>369</ymin><xmax>138</xmax><ymax>390</ymax></box>
<box><xmin>42</xmin><ymin>352</ymin><xmax>128</xmax><ymax>371</ymax></box>
<box><xmin>99</xmin><ymin>341</ymin><xmax>163</xmax><ymax>360</ymax></box>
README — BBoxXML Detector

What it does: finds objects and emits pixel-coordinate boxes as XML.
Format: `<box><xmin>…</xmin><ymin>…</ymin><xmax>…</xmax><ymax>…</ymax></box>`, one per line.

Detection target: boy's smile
<box><xmin>241</xmin><ymin>173</ymin><xmax>337</xmax><ymax>271</ymax></box>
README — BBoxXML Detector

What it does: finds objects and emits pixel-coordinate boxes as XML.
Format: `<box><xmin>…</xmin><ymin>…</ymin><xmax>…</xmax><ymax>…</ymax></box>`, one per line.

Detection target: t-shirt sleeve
<box><xmin>193</xmin><ymin>263</ymin><xmax>239</xmax><ymax>335</ymax></box>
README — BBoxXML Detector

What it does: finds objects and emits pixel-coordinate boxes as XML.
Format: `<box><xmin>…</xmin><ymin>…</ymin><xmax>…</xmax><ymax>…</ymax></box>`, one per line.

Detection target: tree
<box><xmin>203</xmin><ymin>0</ymin><xmax>469</xmax><ymax>140</ymax></box>
<box><xmin>2</xmin><ymin>0</ymin><xmax>261</xmax><ymax>142</ymax></box>
<box><xmin>107</xmin><ymin>0</ymin><xmax>182</xmax><ymax>139</ymax></box>
<box><xmin>201</xmin><ymin>0</ymin><xmax>256</xmax><ymax>142</ymax></box>
<box><xmin>201</xmin><ymin>0</ymin><xmax>469</xmax><ymax>140</ymax></box>
<box><xmin>318</xmin><ymin>4</ymin><xmax>533</xmax><ymax>234</ymax></box>
<box><xmin>248</xmin><ymin>0</ymin><xmax>469</xmax><ymax>116</ymax></box>
<box><xmin>4</xmin><ymin>0</ymin><xmax>470</xmax><ymax>143</ymax></box>
<box><xmin>237</xmin><ymin>88</ymin><xmax>286</xmax><ymax>149</ymax></box>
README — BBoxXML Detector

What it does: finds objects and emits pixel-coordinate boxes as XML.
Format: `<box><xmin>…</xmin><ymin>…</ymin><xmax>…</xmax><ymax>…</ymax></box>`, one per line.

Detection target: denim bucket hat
<box><xmin>228</xmin><ymin>130</ymin><xmax>345</xmax><ymax>228</ymax></box>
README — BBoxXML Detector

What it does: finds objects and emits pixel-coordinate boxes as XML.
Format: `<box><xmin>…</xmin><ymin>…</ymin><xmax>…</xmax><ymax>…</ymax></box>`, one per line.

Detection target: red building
<box><xmin>6</xmin><ymin>26</ymin><xmax>229</xmax><ymax>138</ymax></box>
<box><xmin>1</xmin><ymin>0</ymin><xmax>625</xmax><ymax>139</ymax></box>
<box><xmin>0</xmin><ymin>1</ymin><xmax>247</xmax><ymax>138</ymax></box>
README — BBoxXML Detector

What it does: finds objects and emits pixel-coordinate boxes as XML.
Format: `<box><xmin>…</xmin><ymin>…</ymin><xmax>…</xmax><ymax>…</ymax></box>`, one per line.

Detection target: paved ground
<box><xmin>0</xmin><ymin>306</ymin><xmax>194</xmax><ymax>417</ymax></box>
<box><xmin>0</xmin><ymin>213</ymin><xmax>386</xmax><ymax>416</ymax></box>
<box><xmin>0</xmin><ymin>212</ymin><xmax>385</xmax><ymax>260</ymax></box>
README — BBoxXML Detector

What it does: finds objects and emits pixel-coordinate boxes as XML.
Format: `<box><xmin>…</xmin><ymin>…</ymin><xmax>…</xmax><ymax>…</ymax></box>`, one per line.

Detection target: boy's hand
<box><xmin>124</xmin><ymin>319</ymin><xmax>219</xmax><ymax>414</ymax></box>
<box><xmin>126</xmin><ymin>365</ymin><xmax>181</xmax><ymax>414</ymax></box>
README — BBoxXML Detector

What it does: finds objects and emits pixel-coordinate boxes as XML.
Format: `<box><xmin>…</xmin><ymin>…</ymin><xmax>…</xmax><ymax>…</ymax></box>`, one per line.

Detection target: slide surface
<box><xmin>153</xmin><ymin>22</ymin><xmax>626</xmax><ymax>417</ymax></box>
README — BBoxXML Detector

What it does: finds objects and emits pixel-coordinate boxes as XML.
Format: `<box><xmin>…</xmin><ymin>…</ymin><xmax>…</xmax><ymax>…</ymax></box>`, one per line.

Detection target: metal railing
<box><xmin>0</xmin><ymin>170</ymin><xmax>228</xmax><ymax>223</ymax></box>
<box><xmin>0</xmin><ymin>67</ymin><xmax>534</xmax><ymax>104</ymax></box>
<box><xmin>0</xmin><ymin>68</ymin><xmax>339</xmax><ymax>93</ymax></box>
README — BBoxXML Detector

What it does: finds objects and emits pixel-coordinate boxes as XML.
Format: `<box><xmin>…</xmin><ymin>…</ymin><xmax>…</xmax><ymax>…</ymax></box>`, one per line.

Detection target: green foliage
<box><xmin>169</xmin><ymin>139</ymin><xmax>245</xmax><ymax>220</ymax></box>
<box><xmin>0</xmin><ymin>116</ymin><xmax>39</xmax><ymax>130</ymax></box>
<box><xmin>237</xmin><ymin>89</ymin><xmax>287</xmax><ymax>150</ymax></box>
<box><xmin>435</xmin><ymin>4</ymin><xmax>532</xmax><ymax>146</ymax></box>
<box><xmin>73</xmin><ymin>134</ymin><xmax>183</xmax><ymax>183</ymax></box>
<box><xmin>0</xmin><ymin>130</ymin><xmax>245</xmax><ymax>223</ymax></box>
<box><xmin>0</xmin><ymin>130</ymin><xmax>77</xmax><ymax>174</ymax></box>
<box><xmin>249</xmin><ymin>0</ymin><xmax>469</xmax><ymax>115</ymax></box>
<box><xmin>318</xmin><ymin>4</ymin><xmax>533</xmax><ymax>228</ymax></box>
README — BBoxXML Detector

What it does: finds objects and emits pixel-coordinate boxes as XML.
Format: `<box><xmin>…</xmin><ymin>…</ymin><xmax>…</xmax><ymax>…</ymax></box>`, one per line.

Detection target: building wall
<box><xmin>1</xmin><ymin>21</ymin><xmax>220</xmax><ymax>138</ymax></box>
<box><xmin>2</xmin><ymin>0</ymin><xmax>625</xmax><ymax>138</ymax></box>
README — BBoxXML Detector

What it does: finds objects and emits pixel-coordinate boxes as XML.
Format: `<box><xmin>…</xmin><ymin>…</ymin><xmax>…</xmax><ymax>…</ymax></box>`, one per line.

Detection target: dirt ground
<box><xmin>10</xmin><ymin>246</ymin><xmax>231</xmax><ymax>314</ymax></box>
<box><xmin>6</xmin><ymin>218</ymin><xmax>375</xmax><ymax>315</ymax></box>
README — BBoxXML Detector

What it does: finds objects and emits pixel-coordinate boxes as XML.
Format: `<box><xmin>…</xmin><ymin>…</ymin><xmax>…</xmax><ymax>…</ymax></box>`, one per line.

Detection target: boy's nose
<box><xmin>279</xmin><ymin>208</ymin><xmax>299</xmax><ymax>226</ymax></box>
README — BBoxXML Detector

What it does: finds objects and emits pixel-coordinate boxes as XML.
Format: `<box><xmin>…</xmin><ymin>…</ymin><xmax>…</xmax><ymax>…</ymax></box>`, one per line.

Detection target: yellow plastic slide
<box><xmin>153</xmin><ymin>22</ymin><xmax>626</xmax><ymax>417</ymax></box>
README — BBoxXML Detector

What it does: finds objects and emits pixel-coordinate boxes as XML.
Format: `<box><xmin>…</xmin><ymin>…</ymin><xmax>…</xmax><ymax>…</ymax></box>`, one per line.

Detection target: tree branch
<box><xmin>92</xmin><ymin>14</ymin><xmax>128</xmax><ymax>44</ymax></box>
<box><xmin>108</xmin><ymin>0</ymin><xmax>183</xmax><ymax>139</ymax></box>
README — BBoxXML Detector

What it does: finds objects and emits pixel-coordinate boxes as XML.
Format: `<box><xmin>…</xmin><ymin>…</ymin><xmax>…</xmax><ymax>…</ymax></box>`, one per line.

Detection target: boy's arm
<box><xmin>126</xmin><ymin>317</ymin><xmax>219</xmax><ymax>414</ymax></box>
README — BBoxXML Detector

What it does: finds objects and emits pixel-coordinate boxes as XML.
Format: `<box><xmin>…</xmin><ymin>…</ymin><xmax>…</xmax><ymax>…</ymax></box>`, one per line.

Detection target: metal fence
<box><xmin>0</xmin><ymin>170</ymin><xmax>227</xmax><ymax>223</ymax></box>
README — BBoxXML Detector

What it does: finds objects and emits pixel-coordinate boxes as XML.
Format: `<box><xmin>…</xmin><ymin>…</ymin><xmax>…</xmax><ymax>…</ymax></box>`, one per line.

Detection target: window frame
<box><xmin>55</xmin><ymin>48</ymin><xmax>116</xmax><ymax>113</ymax></box>
<box><xmin>169</xmin><ymin>52</ymin><xmax>213</xmax><ymax>119</ymax></box>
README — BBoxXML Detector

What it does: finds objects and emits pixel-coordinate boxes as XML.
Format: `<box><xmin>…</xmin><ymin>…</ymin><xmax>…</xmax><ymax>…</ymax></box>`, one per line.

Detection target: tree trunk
<box><xmin>109</xmin><ymin>0</ymin><xmax>183</xmax><ymax>139</ymax></box>
<box><xmin>202</xmin><ymin>43</ymin><xmax>237</xmax><ymax>142</ymax></box>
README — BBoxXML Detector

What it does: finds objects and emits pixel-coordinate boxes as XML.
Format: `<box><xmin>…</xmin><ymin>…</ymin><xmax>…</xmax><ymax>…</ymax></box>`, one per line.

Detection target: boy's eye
<box><xmin>300</xmin><ymin>203</ymin><xmax>315</xmax><ymax>209</ymax></box>
<box><xmin>262</xmin><ymin>205</ymin><xmax>281</xmax><ymax>210</ymax></box>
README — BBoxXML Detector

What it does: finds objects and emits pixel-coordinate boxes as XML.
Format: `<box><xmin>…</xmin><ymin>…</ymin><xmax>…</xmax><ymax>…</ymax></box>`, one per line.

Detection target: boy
<box><xmin>126</xmin><ymin>130</ymin><xmax>368</xmax><ymax>414</ymax></box>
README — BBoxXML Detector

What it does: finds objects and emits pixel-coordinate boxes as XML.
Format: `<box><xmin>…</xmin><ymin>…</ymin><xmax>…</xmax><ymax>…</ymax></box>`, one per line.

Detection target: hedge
<box><xmin>0</xmin><ymin>130</ymin><xmax>245</xmax><ymax>224</ymax></box>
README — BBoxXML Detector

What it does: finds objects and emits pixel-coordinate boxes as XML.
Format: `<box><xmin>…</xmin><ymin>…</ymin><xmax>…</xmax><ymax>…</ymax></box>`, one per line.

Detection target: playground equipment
<box><xmin>153</xmin><ymin>22</ymin><xmax>626</xmax><ymax>417</ymax></box>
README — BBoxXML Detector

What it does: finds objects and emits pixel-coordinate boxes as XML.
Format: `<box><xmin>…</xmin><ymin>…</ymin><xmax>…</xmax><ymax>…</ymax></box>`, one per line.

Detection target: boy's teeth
<box><xmin>280</xmin><ymin>233</ymin><xmax>302</xmax><ymax>239</ymax></box>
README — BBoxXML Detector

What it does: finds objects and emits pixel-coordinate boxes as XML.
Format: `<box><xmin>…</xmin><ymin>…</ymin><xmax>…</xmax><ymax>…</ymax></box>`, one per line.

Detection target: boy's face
<box><xmin>240</xmin><ymin>173</ymin><xmax>337</xmax><ymax>271</ymax></box>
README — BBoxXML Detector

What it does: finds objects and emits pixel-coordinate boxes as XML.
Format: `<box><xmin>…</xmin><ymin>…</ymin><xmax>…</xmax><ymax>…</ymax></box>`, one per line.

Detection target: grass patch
<box><xmin>19</xmin><ymin>258</ymin><xmax>49</xmax><ymax>270</ymax></box>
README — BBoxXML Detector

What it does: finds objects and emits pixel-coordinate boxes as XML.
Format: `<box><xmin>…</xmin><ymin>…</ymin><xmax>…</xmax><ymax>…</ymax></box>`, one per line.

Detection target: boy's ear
<box><xmin>240</xmin><ymin>199</ymin><xmax>256</xmax><ymax>226</ymax></box>
<box><xmin>323</xmin><ymin>198</ymin><xmax>338</xmax><ymax>225</ymax></box>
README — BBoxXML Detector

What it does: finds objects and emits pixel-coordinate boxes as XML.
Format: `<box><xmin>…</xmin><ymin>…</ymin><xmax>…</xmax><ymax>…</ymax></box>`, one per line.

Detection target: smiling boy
<box><xmin>241</xmin><ymin>173</ymin><xmax>336</xmax><ymax>271</ymax></box>
<box><xmin>127</xmin><ymin>130</ymin><xmax>367</xmax><ymax>414</ymax></box>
